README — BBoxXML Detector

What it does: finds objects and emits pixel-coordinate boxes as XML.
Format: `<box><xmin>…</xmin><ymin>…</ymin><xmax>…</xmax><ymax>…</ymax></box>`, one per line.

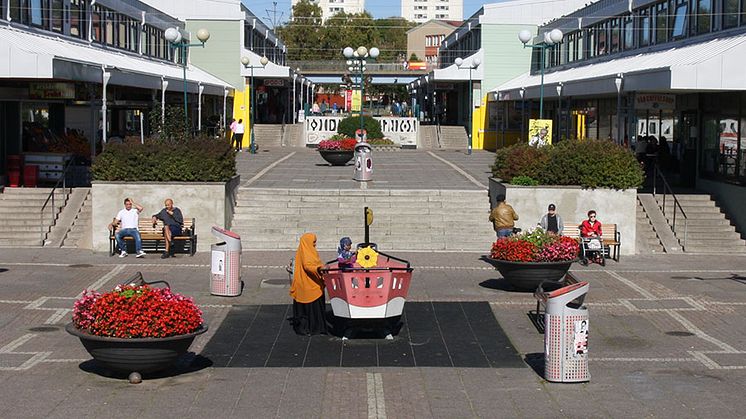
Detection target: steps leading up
<box><xmin>282</xmin><ymin>123</ymin><xmax>304</xmax><ymax>147</ymax></box>
<box><xmin>0</xmin><ymin>187</ymin><xmax>70</xmax><ymax>247</ymax></box>
<box><xmin>654</xmin><ymin>193</ymin><xmax>746</xmax><ymax>253</ymax></box>
<box><xmin>231</xmin><ymin>188</ymin><xmax>494</xmax><ymax>251</ymax></box>
<box><xmin>635</xmin><ymin>198</ymin><xmax>665</xmax><ymax>253</ymax></box>
<box><xmin>253</xmin><ymin>124</ymin><xmax>283</xmax><ymax>149</ymax></box>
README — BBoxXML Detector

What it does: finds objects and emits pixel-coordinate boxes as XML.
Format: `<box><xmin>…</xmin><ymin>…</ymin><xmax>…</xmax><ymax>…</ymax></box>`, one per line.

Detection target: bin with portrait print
<box><xmin>543</xmin><ymin>281</ymin><xmax>590</xmax><ymax>382</ymax></box>
<box><xmin>210</xmin><ymin>226</ymin><xmax>242</xmax><ymax>297</ymax></box>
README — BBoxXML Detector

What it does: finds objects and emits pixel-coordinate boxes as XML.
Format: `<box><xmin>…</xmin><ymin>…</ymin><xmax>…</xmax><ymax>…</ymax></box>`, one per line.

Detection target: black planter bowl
<box><xmin>483</xmin><ymin>258</ymin><xmax>577</xmax><ymax>291</ymax></box>
<box><xmin>318</xmin><ymin>150</ymin><xmax>354</xmax><ymax>166</ymax></box>
<box><xmin>66</xmin><ymin>323</ymin><xmax>208</xmax><ymax>375</ymax></box>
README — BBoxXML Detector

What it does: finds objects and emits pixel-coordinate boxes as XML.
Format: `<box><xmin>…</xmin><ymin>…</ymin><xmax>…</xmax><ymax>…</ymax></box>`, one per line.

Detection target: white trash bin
<box><xmin>353</xmin><ymin>142</ymin><xmax>373</xmax><ymax>182</ymax></box>
<box><xmin>210</xmin><ymin>226</ymin><xmax>242</xmax><ymax>297</ymax></box>
<box><xmin>544</xmin><ymin>281</ymin><xmax>590</xmax><ymax>383</ymax></box>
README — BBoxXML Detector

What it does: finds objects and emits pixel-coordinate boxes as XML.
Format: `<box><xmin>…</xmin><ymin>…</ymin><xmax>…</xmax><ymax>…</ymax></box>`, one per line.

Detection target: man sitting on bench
<box><xmin>109</xmin><ymin>197</ymin><xmax>146</xmax><ymax>258</ymax></box>
<box><xmin>152</xmin><ymin>198</ymin><xmax>184</xmax><ymax>259</ymax></box>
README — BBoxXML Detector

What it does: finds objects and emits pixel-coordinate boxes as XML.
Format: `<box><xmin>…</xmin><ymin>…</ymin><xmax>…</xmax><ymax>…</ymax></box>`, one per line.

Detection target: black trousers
<box><xmin>291</xmin><ymin>295</ymin><xmax>328</xmax><ymax>336</ymax></box>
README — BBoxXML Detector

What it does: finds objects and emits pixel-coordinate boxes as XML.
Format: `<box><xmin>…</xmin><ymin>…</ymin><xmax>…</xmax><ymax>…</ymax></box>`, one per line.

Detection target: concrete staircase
<box><xmin>231</xmin><ymin>188</ymin><xmax>495</xmax><ymax>251</ymax></box>
<box><xmin>62</xmin><ymin>190</ymin><xmax>92</xmax><ymax>249</ymax></box>
<box><xmin>438</xmin><ymin>125</ymin><xmax>469</xmax><ymax>149</ymax></box>
<box><xmin>282</xmin><ymin>123</ymin><xmax>304</xmax><ymax>147</ymax></box>
<box><xmin>636</xmin><ymin>197</ymin><xmax>665</xmax><ymax>253</ymax></box>
<box><xmin>655</xmin><ymin>193</ymin><xmax>746</xmax><ymax>253</ymax></box>
<box><xmin>0</xmin><ymin>188</ymin><xmax>69</xmax><ymax>247</ymax></box>
<box><xmin>253</xmin><ymin>124</ymin><xmax>283</xmax><ymax>148</ymax></box>
<box><xmin>419</xmin><ymin>125</ymin><xmax>437</xmax><ymax>149</ymax></box>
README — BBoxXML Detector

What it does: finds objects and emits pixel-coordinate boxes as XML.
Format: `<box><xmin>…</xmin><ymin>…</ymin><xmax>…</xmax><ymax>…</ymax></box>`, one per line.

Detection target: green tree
<box><xmin>276</xmin><ymin>0</ymin><xmax>322</xmax><ymax>60</ymax></box>
<box><xmin>375</xmin><ymin>18</ymin><xmax>414</xmax><ymax>62</ymax></box>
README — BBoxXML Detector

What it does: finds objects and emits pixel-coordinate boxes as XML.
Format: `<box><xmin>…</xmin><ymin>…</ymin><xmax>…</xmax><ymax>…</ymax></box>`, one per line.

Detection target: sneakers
<box><xmin>160</xmin><ymin>252</ymin><xmax>170</xmax><ymax>259</ymax></box>
<box><xmin>136</xmin><ymin>251</ymin><xmax>146</xmax><ymax>258</ymax></box>
<box><xmin>119</xmin><ymin>251</ymin><xmax>128</xmax><ymax>258</ymax></box>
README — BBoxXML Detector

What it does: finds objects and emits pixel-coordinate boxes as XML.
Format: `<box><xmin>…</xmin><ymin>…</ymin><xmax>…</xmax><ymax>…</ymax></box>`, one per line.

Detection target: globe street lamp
<box><xmin>454</xmin><ymin>56</ymin><xmax>481</xmax><ymax>155</ymax></box>
<box><xmin>343</xmin><ymin>46</ymin><xmax>379</xmax><ymax>138</ymax></box>
<box><xmin>240</xmin><ymin>55</ymin><xmax>269</xmax><ymax>154</ymax></box>
<box><xmin>164</xmin><ymin>27</ymin><xmax>210</xmax><ymax>131</ymax></box>
<box><xmin>518</xmin><ymin>28</ymin><xmax>562</xmax><ymax>119</ymax></box>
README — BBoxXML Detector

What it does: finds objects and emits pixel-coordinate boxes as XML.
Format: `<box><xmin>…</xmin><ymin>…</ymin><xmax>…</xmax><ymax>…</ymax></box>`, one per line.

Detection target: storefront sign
<box><xmin>304</xmin><ymin>116</ymin><xmax>419</xmax><ymax>147</ymax></box>
<box><xmin>263</xmin><ymin>79</ymin><xmax>285</xmax><ymax>87</ymax></box>
<box><xmin>635</xmin><ymin>94</ymin><xmax>676</xmax><ymax>110</ymax></box>
<box><xmin>29</xmin><ymin>82</ymin><xmax>75</xmax><ymax>99</ymax></box>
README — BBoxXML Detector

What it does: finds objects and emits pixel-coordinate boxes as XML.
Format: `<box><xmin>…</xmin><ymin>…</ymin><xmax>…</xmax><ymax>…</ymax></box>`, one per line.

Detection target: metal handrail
<box><xmin>652</xmin><ymin>164</ymin><xmax>688</xmax><ymax>250</ymax></box>
<box><xmin>436</xmin><ymin>120</ymin><xmax>442</xmax><ymax>148</ymax></box>
<box><xmin>39</xmin><ymin>158</ymin><xmax>74</xmax><ymax>245</ymax></box>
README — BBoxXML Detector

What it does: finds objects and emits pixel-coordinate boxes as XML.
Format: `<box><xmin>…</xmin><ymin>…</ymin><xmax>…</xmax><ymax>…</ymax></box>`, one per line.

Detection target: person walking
<box><xmin>538</xmin><ymin>203</ymin><xmax>564</xmax><ymax>235</ymax></box>
<box><xmin>234</xmin><ymin>119</ymin><xmax>245</xmax><ymax>152</ymax></box>
<box><xmin>489</xmin><ymin>194</ymin><xmax>519</xmax><ymax>238</ymax></box>
<box><xmin>229</xmin><ymin>118</ymin><xmax>237</xmax><ymax>149</ymax></box>
<box><xmin>289</xmin><ymin>233</ymin><xmax>328</xmax><ymax>336</ymax></box>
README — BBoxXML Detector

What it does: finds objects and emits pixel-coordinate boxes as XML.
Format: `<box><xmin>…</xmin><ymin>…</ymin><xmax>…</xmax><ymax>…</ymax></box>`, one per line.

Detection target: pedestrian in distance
<box><xmin>289</xmin><ymin>233</ymin><xmax>328</xmax><ymax>336</ymax></box>
<box><xmin>109</xmin><ymin>198</ymin><xmax>146</xmax><ymax>258</ymax></box>
<box><xmin>229</xmin><ymin>118</ymin><xmax>237</xmax><ymax>148</ymax></box>
<box><xmin>234</xmin><ymin>119</ymin><xmax>245</xmax><ymax>152</ymax></box>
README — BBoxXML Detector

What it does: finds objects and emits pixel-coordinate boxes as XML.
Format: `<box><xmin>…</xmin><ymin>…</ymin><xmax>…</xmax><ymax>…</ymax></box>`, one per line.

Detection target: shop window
<box><xmin>723</xmin><ymin>0</ymin><xmax>739</xmax><ymax>29</ymax></box>
<box><xmin>50</xmin><ymin>0</ymin><xmax>62</xmax><ymax>33</ymax></box>
<box><xmin>21</xmin><ymin>103</ymin><xmax>50</xmax><ymax>152</ymax></box>
<box><xmin>655</xmin><ymin>2</ymin><xmax>668</xmax><ymax>44</ymax></box>
<box><xmin>701</xmin><ymin>116</ymin><xmax>740</xmax><ymax>179</ymax></box>
<box><xmin>671</xmin><ymin>0</ymin><xmax>689</xmax><ymax>38</ymax></box>
<box><xmin>639</xmin><ymin>9</ymin><xmax>651</xmax><ymax>46</ymax></box>
<box><xmin>696</xmin><ymin>0</ymin><xmax>712</xmax><ymax>34</ymax></box>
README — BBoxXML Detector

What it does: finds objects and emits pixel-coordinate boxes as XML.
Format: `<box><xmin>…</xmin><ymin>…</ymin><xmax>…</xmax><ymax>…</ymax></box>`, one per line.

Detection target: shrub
<box><xmin>492</xmin><ymin>140</ymin><xmax>643</xmax><ymax>189</ymax></box>
<box><xmin>92</xmin><ymin>136</ymin><xmax>235</xmax><ymax>182</ymax></box>
<box><xmin>368</xmin><ymin>138</ymin><xmax>396</xmax><ymax>145</ymax></box>
<box><xmin>337</xmin><ymin>115</ymin><xmax>384</xmax><ymax>139</ymax></box>
<box><xmin>510</xmin><ymin>175</ymin><xmax>539</xmax><ymax>186</ymax></box>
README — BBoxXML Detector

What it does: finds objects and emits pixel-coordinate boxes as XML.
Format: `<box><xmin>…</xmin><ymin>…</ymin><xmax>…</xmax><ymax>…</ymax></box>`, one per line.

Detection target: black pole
<box><xmin>364</xmin><ymin>206</ymin><xmax>370</xmax><ymax>244</ymax></box>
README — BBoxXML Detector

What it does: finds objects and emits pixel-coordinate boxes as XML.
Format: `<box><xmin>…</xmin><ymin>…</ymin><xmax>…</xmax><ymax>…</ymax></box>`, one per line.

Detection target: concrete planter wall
<box><xmin>489</xmin><ymin>178</ymin><xmax>637</xmax><ymax>255</ymax></box>
<box><xmin>696</xmin><ymin>179</ymin><xmax>746</xmax><ymax>239</ymax></box>
<box><xmin>91</xmin><ymin>176</ymin><xmax>240</xmax><ymax>252</ymax></box>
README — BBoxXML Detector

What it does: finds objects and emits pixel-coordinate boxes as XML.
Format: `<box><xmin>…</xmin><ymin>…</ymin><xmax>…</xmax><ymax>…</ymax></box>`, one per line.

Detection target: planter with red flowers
<box><xmin>66</xmin><ymin>274</ymin><xmax>206</xmax><ymax>380</ymax></box>
<box><xmin>484</xmin><ymin>229</ymin><xmax>579</xmax><ymax>291</ymax></box>
<box><xmin>317</xmin><ymin>136</ymin><xmax>357</xmax><ymax>166</ymax></box>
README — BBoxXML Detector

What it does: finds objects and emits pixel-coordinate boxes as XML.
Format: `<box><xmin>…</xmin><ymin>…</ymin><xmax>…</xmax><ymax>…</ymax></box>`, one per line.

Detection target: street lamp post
<box><xmin>519</xmin><ymin>87</ymin><xmax>526</xmax><ymax>139</ymax></box>
<box><xmin>615</xmin><ymin>74</ymin><xmax>624</xmax><ymax>145</ymax></box>
<box><xmin>164</xmin><ymin>27</ymin><xmax>210</xmax><ymax>132</ymax></box>
<box><xmin>343</xmin><ymin>46</ymin><xmax>379</xmax><ymax>138</ymax></box>
<box><xmin>240</xmin><ymin>55</ymin><xmax>269</xmax><ymax>154</ymax></box>
<box><xmin>454</xmin><ymin>56</ymin><xmax>481</xmax><ymax>155</ymax></box>
<box><xmin>518</xmin><ymin>28</ymin><xmax>563</xmax><ymax>119</ymax></box>
<box><xmin>292</xmin><ymin>73</ymin><xmax>298</xmax><ymax>123</ymax></box>
<box><xmin>556</xmin><ymin>82</ymin><xmax>563</xmax><ymax>140</ymax></box>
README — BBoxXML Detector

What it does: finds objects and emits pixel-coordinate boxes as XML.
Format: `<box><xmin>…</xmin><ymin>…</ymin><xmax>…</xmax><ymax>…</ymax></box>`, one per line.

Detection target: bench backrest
<box><xmin>564</xmin><ymin>222</ymin><xmax>616</xmax><ymax>239</ymax></box>
<box><xmin>113</xmin><ymin>218</ymin><xmax>194</xmax><ymax>234</ymax></box>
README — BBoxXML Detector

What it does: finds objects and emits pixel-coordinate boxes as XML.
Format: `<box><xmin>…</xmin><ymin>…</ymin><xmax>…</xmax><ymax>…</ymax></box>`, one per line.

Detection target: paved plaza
<box><xmin>1</xmin><ymin>149</ymin><xmax>745</xmax><ymax>418</ymax></box>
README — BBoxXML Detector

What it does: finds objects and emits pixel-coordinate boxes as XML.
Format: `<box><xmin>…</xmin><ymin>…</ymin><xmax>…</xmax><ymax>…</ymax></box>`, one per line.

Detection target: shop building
<box><xmin>492</xmin><ymin>0</ymin><xmax>746</xmax><ymax>233</ymax></box>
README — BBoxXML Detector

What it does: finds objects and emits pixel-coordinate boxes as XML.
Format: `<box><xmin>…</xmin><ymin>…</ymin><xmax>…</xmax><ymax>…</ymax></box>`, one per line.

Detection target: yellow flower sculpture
<box><xmin>357</xmin><ymin>246</ymin><xmax>378</xmax><ymax>268</ymax></box>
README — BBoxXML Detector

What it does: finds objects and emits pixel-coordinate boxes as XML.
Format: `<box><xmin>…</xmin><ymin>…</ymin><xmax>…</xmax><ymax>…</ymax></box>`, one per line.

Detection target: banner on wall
<box><xmin>635</xmin><ymin>94</ymin><xmax>675</xmax><ymax>110</ymax></box>
<box><xmin>528</xmin><ymin>119</ymin><xmax>553</xmax><ymax>147</ymax></box>
<box><xmin>351</xmin><ymin>90</ymin><xmax>362</xmax><ymax>112</ymax></box>
<box><xmin>345</xmin><ymin>89</ymin><xmax>352</xmax><ymax>112</ymax></box>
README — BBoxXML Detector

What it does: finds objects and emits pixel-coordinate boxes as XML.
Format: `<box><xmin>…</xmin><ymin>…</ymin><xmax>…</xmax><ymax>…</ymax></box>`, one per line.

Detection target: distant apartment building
<box><xmin>292</xmin><ymin>0</ymin><xmax>366</xmax><ymax>21</ymax></box>
<box><xmin>407</xmin><ymin>20</ymin><xmax>461</xmax><ymax>68</ymax></box>
<box><xmin>402</xmin><ymin>0</ymin><xmax>463</xmax><ymax>23</ymax></box>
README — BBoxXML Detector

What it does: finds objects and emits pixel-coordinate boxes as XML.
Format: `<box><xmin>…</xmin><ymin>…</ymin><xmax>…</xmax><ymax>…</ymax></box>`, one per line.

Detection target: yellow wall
<box><xmin>231</xmin><ymin>87</ymin><xmax>251</xmax><ymax>136</ymax></box>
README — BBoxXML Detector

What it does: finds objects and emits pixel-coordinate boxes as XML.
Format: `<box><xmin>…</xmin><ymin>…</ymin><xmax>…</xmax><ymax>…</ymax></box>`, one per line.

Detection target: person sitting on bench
<box><xmin>152</xmin><ymin>198</ymin><xmax>184</xmax><ymax>259</ymax></box>
<box><xmin>109</xmin><ymin>197</ymin><xmax>146</xmax><ymax>258</ymax></box>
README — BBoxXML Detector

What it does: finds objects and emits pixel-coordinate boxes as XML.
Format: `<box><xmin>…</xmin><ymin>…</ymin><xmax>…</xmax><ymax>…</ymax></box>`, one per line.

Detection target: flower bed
<box><xmin>73</xmin><ymin>284</ymin><xmax>203</xmax><ymax>338</ymax></box>
<box><xmin>317</xmin><ymin>138</ymin><xmax>358</xmax><ymax>151</ymax></box>
<box><xmin>490</xmin><ymin>229</ymin><xmax>579</xmax><ymax>262</ymax></box>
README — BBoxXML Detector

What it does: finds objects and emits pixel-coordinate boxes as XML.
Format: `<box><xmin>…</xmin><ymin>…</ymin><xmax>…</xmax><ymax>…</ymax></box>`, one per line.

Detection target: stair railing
<box><xmin>652</xmin><ymin>164</ymin><xmax>688</xmax><ymax>250</ymax></box>
<box><xmin>39</xmin><ymin>159</ymin><xmax>74</xmax><ymax>246</ymax></box>
<box><xmin>435</xmin><ymin>120</ymin><xmax>442</xmax><ymax>148</ymax></box>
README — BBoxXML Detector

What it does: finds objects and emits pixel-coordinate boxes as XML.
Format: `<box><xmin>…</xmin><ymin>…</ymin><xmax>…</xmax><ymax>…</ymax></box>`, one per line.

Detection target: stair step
<box><xmin>682</xmin><ymin>246</ymin><xmax>746</xmax><ymax>253</ymax></box>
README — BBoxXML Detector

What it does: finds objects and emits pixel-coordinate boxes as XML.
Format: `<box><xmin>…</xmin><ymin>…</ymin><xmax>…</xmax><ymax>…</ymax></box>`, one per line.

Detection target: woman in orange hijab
<box><xmin>289</xmin><ymin>233</ymin><xmax>328</xmax><ymax>335</ymax></box>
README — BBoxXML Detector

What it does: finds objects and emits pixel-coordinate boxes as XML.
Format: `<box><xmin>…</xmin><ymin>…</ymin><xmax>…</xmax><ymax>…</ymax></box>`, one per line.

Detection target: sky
<box><xmin>244</xmin><ymin>1</ymin><xmax>487</xmax><ymax>26</ymax></box>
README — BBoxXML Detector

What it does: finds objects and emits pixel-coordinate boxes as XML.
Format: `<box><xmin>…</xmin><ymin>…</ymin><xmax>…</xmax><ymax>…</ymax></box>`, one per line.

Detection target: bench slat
<box><xmin>109</xmin><ymin>217</ymin><xmax>196</xmax><ymax>256</ymax></box>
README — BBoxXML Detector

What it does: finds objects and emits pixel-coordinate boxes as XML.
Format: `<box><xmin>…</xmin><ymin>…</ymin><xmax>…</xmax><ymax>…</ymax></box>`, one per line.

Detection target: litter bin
<box><xmin>544</xmin><ymin>281</ymin><xmax>590</xmax><ymax>383</ymax></box>
<box><xmin>23</xmin><ymin>165</ymin><xmax>39</xmax><ymax>187</ymax></box>
<box><xmin>210</xmin><ymin>226</ymin><xmax>242</xmax><ymax>297</ymax></box>
<box><xmin>353</xmin><ymin>142</ymin><xmax>372</xmax><ymax>181</ymax></box>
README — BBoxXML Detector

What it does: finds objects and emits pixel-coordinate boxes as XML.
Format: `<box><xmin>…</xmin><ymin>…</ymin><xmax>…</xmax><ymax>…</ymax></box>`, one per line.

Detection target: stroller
<box><xmin>580</xmin><ymin>235</ymin><xmax>605</xmax><ymax>266</ymax></box>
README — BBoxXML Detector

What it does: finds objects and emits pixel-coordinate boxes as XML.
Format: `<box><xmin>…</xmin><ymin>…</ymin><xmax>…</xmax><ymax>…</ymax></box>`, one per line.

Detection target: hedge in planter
<box><xmin>337</xmin><ymin>115</ymin><xmax>384</xmax><ymax>139</ymax></box>
<box><xmin>492</xmin><ymin>139</ymin><xmax>644</xmax><ymax>190</ymax></box>
<box><xmin>92</xmin><ymin>137</ymin><xmax>236</xmax><ymax>182</ymax></box>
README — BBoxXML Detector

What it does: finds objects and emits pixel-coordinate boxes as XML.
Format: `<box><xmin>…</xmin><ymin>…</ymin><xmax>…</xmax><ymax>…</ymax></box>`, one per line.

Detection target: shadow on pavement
<box><xmin>524</xmin><ymin>353</ymin><xmax>545</xmax><ymax>378</ymax></box>
<box><xmin>478</xmin><ymin>278</ymin><xmax>529</xmax><ymax>293</ymax></box>
<box><xmin>78</xmin><ymin>353</ymin><xmax>212</xmax><ymax>380</ymax></box>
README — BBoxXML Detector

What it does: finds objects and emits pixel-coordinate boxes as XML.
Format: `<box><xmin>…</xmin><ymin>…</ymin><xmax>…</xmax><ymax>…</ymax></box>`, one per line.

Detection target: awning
<box><xmin>493</xmin><ymin>33</ymin><xmax>746</xmax><ymax>101</ymax></box>
<box><xmin>433</xmin><ymin>49</ymin><xmax>484</xmax><ymax>81</ymax></box>
<box><xmin>304</xmin><ymin>75</ymin><xmax>417</xmax><ymax>85</ymax></box>
<box><xmin>240</xmin><ymin>48</ymin><xmax>290</xmax><ymax>79</ymax></box>
<box><xmin>0</xmin><ymin>26</ymin><xmax>233</xmax><ymax>96</ymax></box>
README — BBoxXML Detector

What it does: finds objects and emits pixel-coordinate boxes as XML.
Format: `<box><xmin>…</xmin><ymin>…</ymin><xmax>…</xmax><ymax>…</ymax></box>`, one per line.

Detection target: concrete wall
<box><xmin>481</xmin><ymin>23</ymin><xmax>534</xmax><ymax>94</ymax></box>
<box><xmin>697</xmin><ymin>179</ymin><xmax>746</xmax><ymax>239</ymax></box>
<box><xmin>489</xmin><ymin>178</ymin><xmax>637</xmax><ymax>255</ymax></box>
<box><xmin>187</xmin><ymin>20</ymin><xmax>243</xmax><ymax>90</ymax></box>
<box><xmin>91</xmin><ymin>177</ymin><xmax>240</xmax><ymax>252</ymax></box>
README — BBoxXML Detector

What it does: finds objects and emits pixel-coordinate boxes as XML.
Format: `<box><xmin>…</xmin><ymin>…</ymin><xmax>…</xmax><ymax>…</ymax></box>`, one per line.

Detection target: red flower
<box><xmin>490</xmin><ymin>230</ymin><xmax>580</xmax><ymax>262</ymax></box>
<box><xmin>72</xmin><ymin>285</ymin><xmax>203</xmax><ymax>338</ymax></box>
<box><xmin>318</xmin><ymin>138</ymin><xmax>357</xmax><ymax>151</ymax></box>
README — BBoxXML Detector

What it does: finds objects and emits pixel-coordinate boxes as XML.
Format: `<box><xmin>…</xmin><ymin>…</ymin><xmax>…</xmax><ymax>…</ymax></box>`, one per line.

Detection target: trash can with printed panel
<box><xmin>544</xmin><ymin>281</ymin><xmax>590</xmax><ymax>382</ymax></box>
<box><xmin>210</xmin><ymin>226</ymin><xmax>242</xmax><ymax>297</ymax></box>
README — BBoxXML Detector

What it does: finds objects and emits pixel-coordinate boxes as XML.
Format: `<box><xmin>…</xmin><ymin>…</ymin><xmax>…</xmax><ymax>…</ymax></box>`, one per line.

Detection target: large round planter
<box><xmin>319</xmin><ymin>150</ymin><xmax>354</xmax><ymax>166</ymax></box>
<box><xmin>484</xmin><ymin>259</ymin><xmax>577</xmax><ymax>291</ymax></box>
<box><xmin>65</xmin><ymin>323</ymin><xmax>208</xmax><ymax>375</ymax></box>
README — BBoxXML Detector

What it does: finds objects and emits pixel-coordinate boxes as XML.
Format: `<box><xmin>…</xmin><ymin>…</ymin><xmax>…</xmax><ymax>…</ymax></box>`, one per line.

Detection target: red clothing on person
<box><xmin>580</xmin><ymin>220</ymin><xmax>603</xmax><ymax>237</ymax></box>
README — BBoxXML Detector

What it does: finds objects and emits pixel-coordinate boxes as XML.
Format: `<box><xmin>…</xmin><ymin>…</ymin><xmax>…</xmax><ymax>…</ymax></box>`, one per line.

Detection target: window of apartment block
<box><xmin>586</xmin><ymin>27</ymin><xmax>596</xmax><ymax>58</ymax></box>
<box><xmin>639</xmin><ymin>8</ymin><xmax>651</xmax><ymax>46</ymax></box>
<box><xmin>671</xmin><ymin>0</ymin><xmax>688</xmax><ymax>38</ymax></box>
<box><xmin>70</xmin><ymin>0</ymin><xmax>87</xmax><ymax>38</ymax></box>
<box><xmin>723</xmin><ymin>0</ymin><xmax>739</xmax><ymax>28</ymax></box>
<box><xmin>9</xmin><ymin>0</ymin><xmax>29</xmax><ymax>24</ymax></box>
<box><xmin>654</xmin><ymin>2</ymin><xmax>668</xmax><ymax>44</ymax></box>
<box><xmin>623</xmin><ymin>14</ymin><xmax>635</xmax><ymax>49</ymax></box>
<box><xmin>50</xmin><ymin>0</ymin><xmax>62</xmax><ymax>33</ymax></box>
<box><xmin>696</xmin><ymin>0</ymin><xmax>712</xmax><ymax>34</ymax></box>
<box><xmin>610</xmin><ymin>18</ymin><xmax>620</xmax><ymax>52</ymax></box>
<box><xmin>596</xmin><ymin>22</ymin><xmax>608</xmax><ymax>55</ymax></box>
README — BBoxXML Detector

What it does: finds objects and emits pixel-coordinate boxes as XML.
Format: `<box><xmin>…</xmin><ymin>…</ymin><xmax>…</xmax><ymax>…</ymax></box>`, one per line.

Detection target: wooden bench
<box><xmin>109</xmin><ymin>218</ymin><xmax>197</xmax><ymax>256</ymax></box>
<box><xmin>564</xmin><ymin>223</ymin><xmax>621</xmax><ymax>262</ymax></box>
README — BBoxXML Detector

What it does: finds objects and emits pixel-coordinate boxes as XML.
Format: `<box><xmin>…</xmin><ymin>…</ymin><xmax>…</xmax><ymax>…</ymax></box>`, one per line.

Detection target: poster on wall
<box><xmin>351</xmin><ymin>90</ymin><xmax>362</xmax><ymax>112</ymax></box>
<box><xmin>528</xmin><ymin>119</ymin><xmax>553</xmax><ymax>147</ymax></box>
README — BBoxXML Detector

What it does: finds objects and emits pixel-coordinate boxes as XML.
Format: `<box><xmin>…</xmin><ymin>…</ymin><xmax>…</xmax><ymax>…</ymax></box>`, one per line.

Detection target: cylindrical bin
<box><xmin>23</xmin><ymin>165</ymin><xmax>39</xmax><ymax>187</ymax></box>
<box><xmin>210</xmin><ymin>226</ymin><xmax>242</xmax><ymax>296</ymax></box>
<box><xmin>544</xmin><ymin>281</ymin><xmax>590</xmax><ymax>383</ymax></box>
<box><xmin>7</xmin><ymin>155</ymin><xmax>22</xmax><ymax>171</ymax></box>
<box><xmin>353</xmin><ymin>142</ymin><xmax>372</xmax><ymax>182</ymax></box>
